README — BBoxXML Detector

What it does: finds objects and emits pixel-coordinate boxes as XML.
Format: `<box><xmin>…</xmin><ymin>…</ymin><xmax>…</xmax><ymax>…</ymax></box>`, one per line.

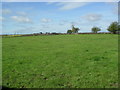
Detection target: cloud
<box><xmin>112</xmin><ymin>7</ymin><xmax>118</xmax><ymax>14</ymax></box>
<box><xmin>2</xmin><ymin>0</ymin><xmax>120</xmax><ymax>2</ymax></box>
<box><xmin>105</xmin><ymin>2</ymin><xmax>118</xmax><ymax>15</ymax></box>
<box><xmin>70</xmin><ymin>21</ymin><xmax>80</xmax><ymax>26</ymax></box>
<box><xmin>16</xmin><ymin>12</ymin><xmax>27</xmax><ymax>16</ymax></box>
<box><xmin>41</xmin><ymin>18</ymin><xmax>51</xmax><ymax>23</ymax></box>
<box><xmin>2</xmin><ymin>9</ymin><xmax>11</xmax><ymax>14</ymax></box>
<box><xmin>41</xmin><ymin>24</ymin><xmax>49</xmax><ymax>28</ymax></box>
<box><xmin>59</xmin><ymin>20</ymin><xmax>69</xmax><ymax>25</ymax></box>
<box><xmin>47</xmin><ymin>2</ymin><xmax>118</xmax><ymax>11</ymax></box>
<box><xmin>57</xmin><ymin>2</ymin><xmax>89</xmax><ymax>10</ymax></box>
<box><xmin>11</xmin><ymin>26</ymin><xmax>35</xmax><ymax>34</ymax></box>
<box><xmin>111</xmin><ymin>4</ymin><xmax>119</xmax><ymax>15</ymax></box>
<box><xmin>11</xmin><ymin>16</ymin><xmax>32</xmax><ymax>23</ymax></box>
<box><xmin>0</xmin><ymin>16</ymin><xmax>5</xmax><ymax>21</ymax></box>
<box><xmin>83</xmin><ymin>14</ymin><xmax>102</xmax><ymax>22</ymax></box>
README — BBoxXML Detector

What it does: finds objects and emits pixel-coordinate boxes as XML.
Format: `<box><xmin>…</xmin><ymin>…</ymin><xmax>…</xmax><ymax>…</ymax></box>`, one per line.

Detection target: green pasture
<box><xmin>2</xmin><ymin>34</ymin><xmax>118</xmax><ymax>88</ymax></box>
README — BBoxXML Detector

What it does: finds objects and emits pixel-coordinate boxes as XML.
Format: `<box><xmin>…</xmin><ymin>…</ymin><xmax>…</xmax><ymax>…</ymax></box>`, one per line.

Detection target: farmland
<box><xmin>2</xmin><ymin>34</ymin><xmax>118</xmax><ymax>88</ymax></box>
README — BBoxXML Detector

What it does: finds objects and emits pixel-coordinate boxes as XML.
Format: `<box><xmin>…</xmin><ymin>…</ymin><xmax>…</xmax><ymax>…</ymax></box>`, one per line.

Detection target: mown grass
<box><xmin>2</xmin><ymin>34</ymin><xmax>118</xmax><ymax>88</ymax></box>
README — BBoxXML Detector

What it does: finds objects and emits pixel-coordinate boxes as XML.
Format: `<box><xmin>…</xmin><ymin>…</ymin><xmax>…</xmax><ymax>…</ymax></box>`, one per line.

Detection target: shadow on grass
<box><xmin>1</xmin><ymin>86</ymin><xmax>32</xmax><ymax>90</ymax></box>
<box><xmin>1</xmin><ymin>86</ymin><xmax>20</xmax><ymax>90</ymax></box>
<box><xmin>0</xmin><ymin>86</ymin><xmax>9</xmax><ymax>90</ymax></box>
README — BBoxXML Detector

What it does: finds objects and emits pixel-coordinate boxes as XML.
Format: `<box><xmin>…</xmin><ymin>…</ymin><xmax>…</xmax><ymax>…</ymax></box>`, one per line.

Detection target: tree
<box><xmin>67</xmin><ymin>25</ymin><xmax>80</xmax><ymax>34</ymax></box>
<box><xmin>71</xmin><ymin>25</ymin><xmax>75</xmax><ymax>33</ymax></box>
<box><xmin>71</xmin><ymin>25</ymin><xmax>80</xmax><ymax>33</ymax></box>
<box><xmin>74</xmin><ymin>28</ymin><xmax>80</xmax><ymax>33</ymax></box>
<box><xmin>40</xmin><ymin>32</ymin><xmax>42</xmax><ymax>34</ymax></box>
<box><xmin>91</xmin><ymin>27</ymin><xmax>101</xmax><ymax>33</ymax></box>
<box><xmin>107</xmin><ymin>21</ymin><xmax>119</xmax><ymax>34</ymax></box>
<box><xmin>67</xmin><ymin>30</ymin><xmax>72</xmax><ymax>34</ymax></box>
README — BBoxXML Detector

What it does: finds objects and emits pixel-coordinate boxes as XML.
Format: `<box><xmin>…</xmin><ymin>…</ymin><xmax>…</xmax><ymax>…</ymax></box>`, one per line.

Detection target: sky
<box><xmin>0</xmin><ymin>2</ymin><xmax>118</xmax><ymax>34</ymax></box>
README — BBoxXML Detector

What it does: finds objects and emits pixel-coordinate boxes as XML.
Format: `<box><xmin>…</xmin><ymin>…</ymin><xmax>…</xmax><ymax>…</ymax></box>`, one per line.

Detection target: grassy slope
<box><xmin>2</xmin><ymin>34</ymin><xmax>118</xmax><ymax>88</ymax></box>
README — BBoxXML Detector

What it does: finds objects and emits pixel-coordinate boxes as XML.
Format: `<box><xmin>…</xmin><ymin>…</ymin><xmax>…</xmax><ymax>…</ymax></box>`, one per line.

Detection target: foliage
<box><xmin>40</xmin><ymin>32</ymin><xmax>42</xmax><ymax>34</ymax></box>
<box><xmin>91</xmin><ymin>27</ymin><xmax>101</xmax><ymax>33</ymax></box>
<box><xmin>71</xmin><ymin>25</ymin><xmax>80</xmax><ymax>33</ymax></box>
<box><xmin>67</xmin><ymin>30</ymin><xmax>72</xmax><ymax>34</ymax></box>
<box><xmin>107</xmin><ymin>21</ymin><xmax>120</xmax><ymax>34</ymax></box>
<box><xmin>67</xmin><ymin>25</ymin><xmax>80</xmax><ymax>34</ymax></box>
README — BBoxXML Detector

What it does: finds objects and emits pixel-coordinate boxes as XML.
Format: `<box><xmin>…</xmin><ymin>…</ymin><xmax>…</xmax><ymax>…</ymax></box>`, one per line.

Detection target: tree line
<box><xmin>67</xmin><ymin>21</ymin><xmax>120</xmax><ymax>34</ymax></box>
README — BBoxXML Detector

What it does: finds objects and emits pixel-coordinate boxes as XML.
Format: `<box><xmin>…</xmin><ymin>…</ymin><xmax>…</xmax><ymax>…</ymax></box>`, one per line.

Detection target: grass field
<box><xmin>2</xmin><ymin>34</ymin><xmax>118</xmax><ymax>88</ymax></box>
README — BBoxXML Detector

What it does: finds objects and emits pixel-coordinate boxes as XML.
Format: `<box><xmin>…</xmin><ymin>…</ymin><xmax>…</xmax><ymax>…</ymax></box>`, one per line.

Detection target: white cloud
<box><xmin>16</xmin><ymin>12</ymin><xmax>27</xmax><ymax>16</ymax></box>
<box><xmin>2</xmin><ymin>9</ymin><xmax>11</xmax><ymax>14</ymax></box>
<box><xmin>83</xmin><ymin>14</ymin><xmax>102</xmax><ymax>22</ymax></box>
<box><xmin>57</xmin><ymin>2</ymin><xmax>89</xmax><ymax>10</ymax></box>
<box><xmin>112</xmin><ymin>4</ymin><xmax>119</xmax><ymax>15</ymax></box>
<box><xmin>15</xmin><ymin>26</ymin><xmax>36</xmax><ymax>33</ymax></box>
<box><xmin>0</xmin><ymin>16</ymin><xmax>5</xmax><ymax>21</ymax></box>
<box><xmin>70</xmin><ymin>21</ymin><xmax>80</xmax><ymax>26</ymax></box>
<box><xmin>11</xmin><ymin>16</ymin><xmax>32</xmax><ymax>23</ymax></box>
<box><xmin>112</xmin><ymin>7</ymin><xmax>118</xmax><ymax>14</ymax></box>
<box><xmin>41</xmin><ymin>18</ymin><xmax>51</xmax><ymax>23</ymax></box>
<box><xmin>105</xmin><ymin>2</ymin><xmax>118</xmax><ymax>15</ymax></box>
<box><xmin>41</xmin><ymin>24</ymin><xmax>49</xmax><ymax>28</ymax></box>
<box><xmin>2</xmin><ymin>0</ymin><xmax>120</xmax><ymax>2</ymax></box>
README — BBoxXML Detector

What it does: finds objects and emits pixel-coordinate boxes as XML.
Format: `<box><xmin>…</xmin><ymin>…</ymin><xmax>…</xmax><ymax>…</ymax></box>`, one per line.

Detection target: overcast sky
<box><xmin>1</xmin><ymin>2</ymin><xmax>118</xmax><ymax>34</ymax></box>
